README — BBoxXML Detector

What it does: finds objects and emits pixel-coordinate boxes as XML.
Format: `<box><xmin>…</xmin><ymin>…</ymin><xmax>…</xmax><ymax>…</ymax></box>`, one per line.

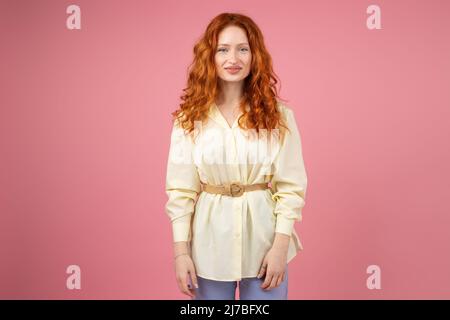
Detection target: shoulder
<box><xmin>276</xmin><ymin>100</ymin><xmax>295</xmax><ymax>120</ymax></box>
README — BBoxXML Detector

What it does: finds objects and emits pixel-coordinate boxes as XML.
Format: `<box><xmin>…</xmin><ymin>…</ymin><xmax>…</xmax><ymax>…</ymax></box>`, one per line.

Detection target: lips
<box><xmin>225</xmin><ymin>67</ymin><xmax>241</xmax><ymax>75</ymax></box>
<box><xmin>225</xmin><ymin>67</ymin><xmax>242</xmax><ymax>70</ymax></box>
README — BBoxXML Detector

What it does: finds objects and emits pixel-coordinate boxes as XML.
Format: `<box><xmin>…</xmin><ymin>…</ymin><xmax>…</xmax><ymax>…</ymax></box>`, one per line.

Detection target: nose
<box><xmin>229</xmin><ymin>48</ymin><xmax>240</xmax><ymax>61</ymax></box>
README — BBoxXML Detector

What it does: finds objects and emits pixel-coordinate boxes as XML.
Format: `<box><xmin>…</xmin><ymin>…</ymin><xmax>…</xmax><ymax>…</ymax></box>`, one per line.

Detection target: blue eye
<box><xmin>217</xmin><ymin>47</ymin><xmax>249</xmax><ymax>53</ymax></box>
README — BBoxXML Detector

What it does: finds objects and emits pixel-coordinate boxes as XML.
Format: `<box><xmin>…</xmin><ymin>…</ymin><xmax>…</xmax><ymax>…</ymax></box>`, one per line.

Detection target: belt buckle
<box><xmin>227</xmin><ymin>182</ymin><xmax>244</xmax><ymax>197</ymax></box>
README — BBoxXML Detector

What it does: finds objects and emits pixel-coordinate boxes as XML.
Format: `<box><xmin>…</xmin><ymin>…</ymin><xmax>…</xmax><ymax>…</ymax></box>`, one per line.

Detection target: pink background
<box><xmin>1</xmin><ymin>0</ymin><xmax>449</xmax><ymax>299</ymax></box>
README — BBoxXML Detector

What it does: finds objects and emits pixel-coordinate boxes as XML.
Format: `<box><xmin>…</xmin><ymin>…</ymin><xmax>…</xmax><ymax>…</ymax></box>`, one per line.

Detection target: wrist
<box><xmin>173</xmin><ymin>241</ymin><xmax>190</xmax><ymax>256</ymax></box>
<box><xmin>272</xmin><ymin>232</ymin><xmax>290</xmax><ymax>252</ymax></box>
<box><xmin>174</xmin><ymin>252</ymin><xmax>189</xmax><ymax>260</ymax></box>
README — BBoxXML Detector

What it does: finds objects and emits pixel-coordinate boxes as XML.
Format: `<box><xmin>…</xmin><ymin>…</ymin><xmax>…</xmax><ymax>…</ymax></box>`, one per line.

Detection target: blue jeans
<box><xmin>191</xmin><ymin>265</ymin><xmax>288</xmax><ymax>300</ymax></box>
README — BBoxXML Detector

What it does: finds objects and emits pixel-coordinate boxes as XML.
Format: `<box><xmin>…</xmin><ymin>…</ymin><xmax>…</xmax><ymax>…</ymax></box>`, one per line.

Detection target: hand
<box><xmin>257</xmin><ymin>233</ymin><xmax>289</xmax><ymax>291</ymax></box>
<box><xmin>174</xmin><ymin>254</ymin><xmax>199</xmax><ymax>298</ymax></box>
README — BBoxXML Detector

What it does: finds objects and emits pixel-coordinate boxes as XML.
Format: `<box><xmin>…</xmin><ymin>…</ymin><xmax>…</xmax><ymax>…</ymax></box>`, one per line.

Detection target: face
<box><xmin>215</xmin><ymin>25</ymin><xmax>252</xmax><ymax>83</ymax></box>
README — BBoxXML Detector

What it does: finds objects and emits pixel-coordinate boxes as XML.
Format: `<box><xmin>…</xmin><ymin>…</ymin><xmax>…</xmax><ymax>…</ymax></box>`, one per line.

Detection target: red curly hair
<box><xmin>172</xmin><ymin>12</ymin><xmax>290</xmax><ymax>142</ymax></box>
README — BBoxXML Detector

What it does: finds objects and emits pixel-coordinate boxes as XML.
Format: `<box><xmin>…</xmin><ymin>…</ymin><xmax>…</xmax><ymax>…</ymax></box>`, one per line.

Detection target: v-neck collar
<box><xmin>208</xmin><ymin>102</ymin><xmax>243</xmax><ymax>130</ymax></box>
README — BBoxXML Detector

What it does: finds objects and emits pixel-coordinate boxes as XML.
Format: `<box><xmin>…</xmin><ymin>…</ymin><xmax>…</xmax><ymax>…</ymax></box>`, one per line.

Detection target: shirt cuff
<box><xmin>172</xmin><ymin>216</ymin><xmax>192</xmax><ymax>242</ymax></box>
<box><xmin>275</xmin><ymin>215</ymin><xmax>296</xmax><ymax>236</ymax></box>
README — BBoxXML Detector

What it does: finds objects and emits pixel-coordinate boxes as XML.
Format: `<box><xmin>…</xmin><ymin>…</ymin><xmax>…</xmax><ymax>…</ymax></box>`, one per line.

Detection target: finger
<box><xmin>177</xmin><ymin>276</ymin><xmax>192</xmax><ymax>297</ymax></box>
<box><xmin>261</xmin><ymin>272</ymin><xmax>273</xmax><ymax>289</ymax></box>
<box><xmin>267</xmin><ymin>274</ymin><xmax>279</xmax><ymax>290</ymax></box>
<box><xmin>257</xmin><ymin>261</ymin><xmax>268</xmax><ymax>279</ymax></box>
<box><xmin>257</xmin><ymin>267</ymin><xmax>266</xmax><ymax>279</ymax></box>
<box><xmin>186</xmin><ymin>282</ymin><xmax>196</xmax><ymax>298</ymax></box>
<box><xmin>276</xmin><ymin>274</ymin><xmax>283</xmax><ymax>287</ymax></box>
<box><xmin>181</xmin><ymin>274</ymin><xmax>194</xmax><ymax>298</ymax></box>
<box><xmin>189</xmin><ymin>269</ymin><xmax>199</xmax><ymax>289</ymax></box>
<box><xmin>177</xmin><ymin>277</ymin><xmax>183</xmax><ymax>291</ymax></box>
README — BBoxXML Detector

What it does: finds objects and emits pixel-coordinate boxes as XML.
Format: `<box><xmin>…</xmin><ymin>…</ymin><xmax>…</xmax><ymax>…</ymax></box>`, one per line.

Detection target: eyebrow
<box><xmin>218</xmin><ymin>43</ymin><xmax>249</xmax><ymax>46</ymax></box>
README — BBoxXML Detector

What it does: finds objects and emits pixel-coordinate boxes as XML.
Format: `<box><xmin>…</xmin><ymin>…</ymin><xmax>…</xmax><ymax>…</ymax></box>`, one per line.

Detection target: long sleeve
<box><xmin>165</xmin><ymin>119</ymin><xmax>201</xmax><ymax>243</ymax></box>
<box><xmin>271</xmin><ymin>107</ymin><xmax>308</xmax><ymax>237</ymax></box>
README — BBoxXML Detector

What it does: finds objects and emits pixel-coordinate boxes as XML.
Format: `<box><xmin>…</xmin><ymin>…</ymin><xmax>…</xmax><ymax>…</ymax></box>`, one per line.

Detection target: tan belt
<box><xmin>200</xmin><ymin>181</ymin><xmax>270</xmax><ymax>197</ymax></box>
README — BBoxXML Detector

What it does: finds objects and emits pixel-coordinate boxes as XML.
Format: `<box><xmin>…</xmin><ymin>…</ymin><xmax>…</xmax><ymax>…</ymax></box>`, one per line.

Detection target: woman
<box><xmin>165</xmin><ymin>12</ymin><xmax>308</xmax><ymax>300</ymax></box>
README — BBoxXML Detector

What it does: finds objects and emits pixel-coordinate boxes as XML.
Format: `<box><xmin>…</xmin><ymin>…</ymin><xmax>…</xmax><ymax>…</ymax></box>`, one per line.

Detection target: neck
<box><xmin>217</xmin><ymin>80</ymin><xmax>244</xmax><ymax>109</ymax></box>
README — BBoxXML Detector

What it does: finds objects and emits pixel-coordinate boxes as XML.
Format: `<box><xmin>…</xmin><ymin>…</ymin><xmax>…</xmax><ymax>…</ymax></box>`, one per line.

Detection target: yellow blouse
<box><xmin>165</xmin><ymin>101</ymin><xmax>308</xmax><ymax>281</ymax></box>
